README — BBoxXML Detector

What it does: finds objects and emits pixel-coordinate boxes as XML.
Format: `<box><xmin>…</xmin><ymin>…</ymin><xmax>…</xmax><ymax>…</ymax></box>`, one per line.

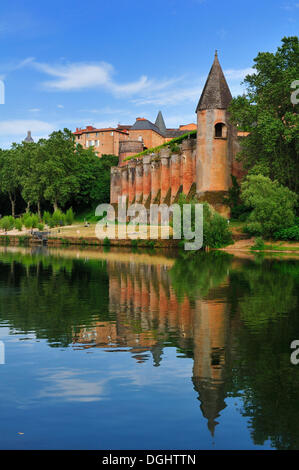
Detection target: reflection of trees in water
<box><xmin>1</xmin><ymin>250</ymin><xmax>299</xmax><ymax>448</ymax></box>
<box><xmin>0</xmin><ymin>251</ymin><xmax>110</xmax><ymax>347</ymax></box>
<box><xmin>229</xmin><ymin>260</ymin><xmax>299</xmax><ymax>449</ymax></box>
<box><xmin>169</xmin><ymin>251</ymin><xmax>233</xmax><ymax>300</ymax></box>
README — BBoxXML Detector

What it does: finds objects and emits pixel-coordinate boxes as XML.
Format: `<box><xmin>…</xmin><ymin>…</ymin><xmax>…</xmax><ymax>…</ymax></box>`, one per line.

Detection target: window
<box><xmin>138</xmin><ymin>135</ymin><xmax>143</xmax><ymax>142</ymax></box>
<box><xmin>214</xmin><ymin>123</ymin><xmax>227</xmax><ymax>138</ymax></box>
<box><xmin>95</xmin><ymin>140</ymin><xmax>99</xmax><ymax>147</ymax></box>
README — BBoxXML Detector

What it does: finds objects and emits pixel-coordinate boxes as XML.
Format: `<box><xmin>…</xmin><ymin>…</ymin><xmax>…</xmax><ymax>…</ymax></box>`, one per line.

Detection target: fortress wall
<box><xmin>170</xmin><ymin>154</ymin><xmax>181</xmax><ymax>203</ymax></box>
<box><xmin>119</xmin><ymin>140</ymin><xmax>143</xmax><ymax>167</ymax></box>
<box><xmin>128</xmin><ymin>160</ymin><xmax>136</xmax><ymax>203</ymax></box>
<box><xmin>135</xmin><ymin>161</ymin><xmax>143</xmax><ymax>203</ymax></box>
<box><xmin>121</xmin><ymin>166</ymin><xmax>128</xmax><ymax>199</ymax></box>
<box><xmin>160</xmin><ymin>148</ymin><xmax>171</xmax><ymax>203</ymax></box>
<box><xmin>181</xmin><ymin>139</ymin><xmax>196</xmax><ymax>196</ymax></box>
<box><xmin>142</xmin><ymin>155</ymin><xmax>151</xmax><ymax>204</ymax></box>
<box><xmin>110</xmin><ymin>138</ymin><xmax>197</xmax><ymax>208</ymax></box>
<box><xmin>151</xmin><ymin>158</ymin><xmax>161</xmax><ymax>203</ymax></box>
<box><xmin>110</xmin><ymin>167</ymin><xmax>122</xmax><ymax>204</ymax></box>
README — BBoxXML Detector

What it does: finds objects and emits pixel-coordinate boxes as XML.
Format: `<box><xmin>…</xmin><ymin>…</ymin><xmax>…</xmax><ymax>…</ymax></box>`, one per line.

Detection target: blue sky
<box><xmin>0</xmin><ymin>0</ymin><xmax>298</xmax><ymax>148</ymax></box>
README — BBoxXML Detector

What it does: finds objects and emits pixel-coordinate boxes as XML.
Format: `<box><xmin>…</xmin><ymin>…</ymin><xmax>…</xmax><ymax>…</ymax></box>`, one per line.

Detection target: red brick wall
<box><xmin>170</xmin><ymin>154</ymin><xmax>181</xmax><ymax>202</ymax></box>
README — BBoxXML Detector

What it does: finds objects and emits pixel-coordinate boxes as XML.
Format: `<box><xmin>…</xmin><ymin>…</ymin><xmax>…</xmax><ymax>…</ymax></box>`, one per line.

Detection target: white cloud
<box><xmin>281</xmin><ymin>2</ymin><xmax>299</xmax><ymax>10</ymax></box>
<box><xmin>30</xmin><ymin>60</ymin><xmax>180</xmax><ymax>98</ymax></box>
<box><xmin>132</xmin><ymin>67</ymin><xmax>252</xmax><ymax>107</ymax></box>
<box><xmin>132</xmin><ymin>84</ymin><xmax>203</xmax><ymax>106</ymax></box>
<box><xmin>78</xmin><ymin>107</ymin><xmax>127</xmax><ymax>115</ymax></box>
<box><xmin>0</xmin><ymin>57</ymin><xmax>34</xmax><ymax>79</ymax></box>
<box><xmin>224</xmin><ymin>67</ymin><xmax>254</xmax><ymax>80</ymax></box>
<box><xmin>38</xmin><ymin>369</ymin><xmax>108</xmax><ymax>403</ymax></box>
<box><xmin>57</xmin><ymin>104</ymin><xmax>64</xmax><ymax>108</ymax></box>
<box><xmin>29</xmin><ymin>108</ymin><xmax>40</xmax><ymax>113</ymax></box>
<box><xmin>164</xmin><ymin>114</ymin><xmax>197</xmax><ymax>128</ymax></box>
<box><xmin>93</xmin><ymin>120</ymin><xmax>119</xmax><ymax>129</ymax></box>
<box><xmin>0</xmin><ymin>119</ymin><xmax>55</xmax><ymax>136</ymax></box>
<box><xmin>34</xmin><ymin>61</ymin><xmax>114</xmax><ymax>90</ymax></box>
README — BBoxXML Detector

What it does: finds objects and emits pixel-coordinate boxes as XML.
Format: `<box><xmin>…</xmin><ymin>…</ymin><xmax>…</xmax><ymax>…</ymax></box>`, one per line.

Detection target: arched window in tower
<box><xmin>214</xmin><ymin>122</ymin><xmax>227</xmax><ymax>139</ymax></box>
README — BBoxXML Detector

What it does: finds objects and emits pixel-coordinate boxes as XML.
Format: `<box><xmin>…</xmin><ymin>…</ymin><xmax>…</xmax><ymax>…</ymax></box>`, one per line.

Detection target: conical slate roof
<box><xmin>155</xmin><ymin>111</ymin><xmax>167</xmax><ymax>135</ymax></box>
<box><xmin>196</xmin><ymin>51</ymin><xmax>232</xmax><ymax>112</ymax></box>
<box><xmin>192</xmin><ymin>376</ymin><xmax>226</xmax><ymax>437</ymax></box>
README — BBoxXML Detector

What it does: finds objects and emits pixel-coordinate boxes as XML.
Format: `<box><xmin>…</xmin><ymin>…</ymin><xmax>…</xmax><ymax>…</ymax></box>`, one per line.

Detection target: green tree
<box><xmin>14</xmin><ymin>141</ymin><xmax>45</xmax><ymax>216</ymax></box>
<box><xmin>40</xmin><ymin>129</ymin><xmax>80</xmax><ymax>211</ymax></box>
<box><xmin>229</xmin><ymin>36</ymin><xmax>299</xmax><ymax>193</ymax></box>
<box><xmin>72</xmin><ymin>152</ymin><xmax>118</xmax><ymax>209</ymax></box>
<box><xmin>0</xmin><ymin>148</ymin><xmax>21</xmax><ymax>217</ymax></box>
<box><xmin>241</xmin><ymin>174</ymin><xmax>297</xmax><ymax>237</ymax></box>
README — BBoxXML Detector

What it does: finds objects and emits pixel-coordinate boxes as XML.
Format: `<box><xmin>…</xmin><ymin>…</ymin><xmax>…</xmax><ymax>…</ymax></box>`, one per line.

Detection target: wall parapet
<box><xmin>110</xmin><ymin>140</ymin><xmax>197</xmax><ymax>207</ymax></box>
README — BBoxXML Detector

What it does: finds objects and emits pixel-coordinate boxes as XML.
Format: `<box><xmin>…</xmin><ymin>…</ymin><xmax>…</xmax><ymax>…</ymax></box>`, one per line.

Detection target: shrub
<box><xmin>273</xmin><ymin>225</ymin><xmax>299</xmax><ymax>241</ymax></box>
<box><xmin>243</xmin><ymin>221</ymin><xmax>263</xmax><ymax>236</ymax></box>
<box><xmin>52</xmin><ymin>209</ymin><xmax>66</xmax><ymax>227</ymax></box>
<box><xmin>176</xmin><ymin>195</ymin><xmax>233</xmax><ymax>249</ymax></box>
<box><xmin>203</xmin><ymin>204</ymin><xmax>233</xmax><ymax>248</ymax></box>
<box><xmin>169</xmin><ymin>143</ymin><xmax>180</xmax><ymax>154</ymax></box>
<box><xmin>48</xmin><ymin>217</ymin><xmax>56</xmax><ymax>228</ymax></box>
<box><xmin>223</xmin><ymin>175</ymin><xmax>248</xmax><ymax>220</ymax></box>
<box><xmin>241</xmin><ymin>175</ymin><xmax>297</xmax><ymax>238</ymax></box>
<box><xmin>231</xmin><ymin>204</ymin><xmax>251</xmax><ymax>220</ymax></box>
<box><xmin>37</xmin><ymin>222</ymin><xmax>44</xmax><ymax>231</ymax></box>
<box><xmin>65</xmin><ymin>208</ymin><xmax>75</xmax><ymax>225</ymax></box>
<box><xmin>43</xmin><ymin>211</ymin><xmax>52</xmax><ymax>225</ymax></box>
<box><xmin>0</xmin><ymin>216</ymin><xmax>15</xmax><ymax>232</ymax></box>
<box><xmin>251</xmin><ymin>236</ymin><xmax>265</xmax><ymax>250</ymax></box>
<box><xmin>31</xmin><ymin>214</ymin><xmax>39</xmax><ymax>228</ymax></box>
<box><xmin>22</xmin><ymin>213</ymin><xmax>34</xmax><ymax>228</ymax></box>
<box><xmin>23</xmin><ymin>216</ymin><xmax>33</xmax><ymax>229</ymax></box>
<box><xmin>14</xmin><ymin>219</ymin><xmax>23</xmax><ymax>231</ymax></box>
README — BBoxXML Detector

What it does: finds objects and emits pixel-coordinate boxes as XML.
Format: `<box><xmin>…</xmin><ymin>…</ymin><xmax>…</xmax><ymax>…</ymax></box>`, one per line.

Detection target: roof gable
<box><xmin>196</xmin><ymin>52</ymin><xmax>232</xmax><ymax>112</ymax></box>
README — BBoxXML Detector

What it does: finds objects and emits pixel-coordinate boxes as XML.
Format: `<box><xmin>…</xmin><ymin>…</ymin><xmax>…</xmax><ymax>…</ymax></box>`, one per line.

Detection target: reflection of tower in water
<box><xmin>108</xmin><ymin>260</ymin><xmax>232</xmax><ymax>436</ymax></box>
<box><xmin>192</xmin><ymin>287</ymin><xmax>230</xmax><ymax>437</ymax></box>
<box><xmin>74</xmin><ymin>256</ymin><xmax>232</xmax><ymax>436</ymax></box>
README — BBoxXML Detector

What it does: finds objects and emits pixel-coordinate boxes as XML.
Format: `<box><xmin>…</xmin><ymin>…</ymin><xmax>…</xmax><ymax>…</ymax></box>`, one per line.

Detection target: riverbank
<box><xmin>1</xmin><ymin>222</ymin><xmax>299</xmax><ymax>253</ymax></box>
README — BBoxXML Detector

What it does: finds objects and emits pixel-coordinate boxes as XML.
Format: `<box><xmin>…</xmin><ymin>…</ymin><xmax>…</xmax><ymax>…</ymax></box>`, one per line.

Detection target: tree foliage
<box><xmin>241</xmin><ymin>174</ymin><xmax>297</xmax><ymax>237</ymax></box>
<box><xmin>229</xmin><ymin>36</ymin><xmax>299</xmax><ymax>193</ymax></box>
<box><xmin>0</xmin><ymin>128</ymin><xmax>118</xmax><ymax>215</ymax></box>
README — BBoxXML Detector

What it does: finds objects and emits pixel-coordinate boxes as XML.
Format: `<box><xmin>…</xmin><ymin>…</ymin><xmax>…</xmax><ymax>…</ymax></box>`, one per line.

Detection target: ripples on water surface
<box><xmin>0</xmin><ymin>246</ymin><xmax>298</xmax><ymax>449</ymax></box>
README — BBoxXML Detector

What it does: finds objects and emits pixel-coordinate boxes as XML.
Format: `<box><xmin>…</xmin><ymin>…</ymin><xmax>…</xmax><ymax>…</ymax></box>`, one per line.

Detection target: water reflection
<box><xmin>0</xmin><ymin>246</ymin><xmax>299</xmax><ymax>449</ymax></box>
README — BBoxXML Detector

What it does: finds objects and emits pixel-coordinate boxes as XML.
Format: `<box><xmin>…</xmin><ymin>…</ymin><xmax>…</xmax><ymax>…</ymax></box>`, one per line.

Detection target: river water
<box><xmin>0</xmin><ymin>246</ymin><xmax>298</xmax><ymax>450</ymax></box>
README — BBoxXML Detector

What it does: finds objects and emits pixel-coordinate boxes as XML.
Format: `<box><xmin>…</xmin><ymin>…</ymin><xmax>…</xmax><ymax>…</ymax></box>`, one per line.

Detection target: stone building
<box><xmin>110</xmin><ymin>52</ymin><xmax>244</xmax><ymax>215</ymax></box>
<box><xmin>117</xmin><ymin>113</ymin><xmax>193</xmax><ymax>164</ymax></box>
<box><xmin>73</xmin><ymin>125</ymin><xmax>130</xmax><ymax>157</ymax></box>
<box><xmin>74</xmin><ymin>114</ymin><xmax>195</xmax><ymax>161</ymax></box>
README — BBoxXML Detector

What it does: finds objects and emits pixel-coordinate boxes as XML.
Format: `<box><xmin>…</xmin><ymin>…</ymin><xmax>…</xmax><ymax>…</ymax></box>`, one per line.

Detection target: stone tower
<box><xmin>23</xmin><ymin>130</ymin><xmax>34</xmax><ymax>143</ymax></box>
<box><xmin>196</xmin><ymin>52</ymin><xmax>236</xmax><ymax>203</ymax></box>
